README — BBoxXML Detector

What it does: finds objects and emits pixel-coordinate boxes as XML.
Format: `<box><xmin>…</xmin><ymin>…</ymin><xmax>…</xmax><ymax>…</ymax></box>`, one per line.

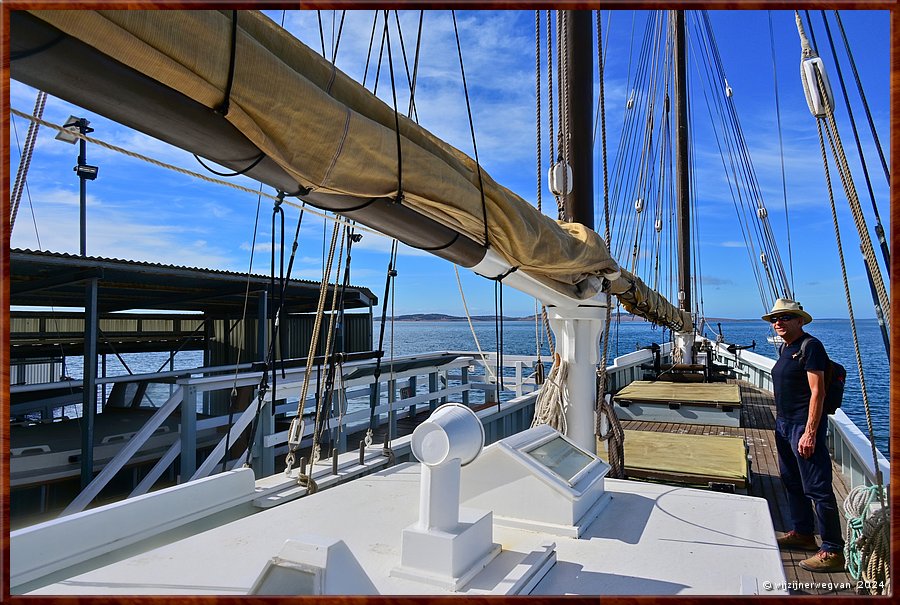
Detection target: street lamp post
<box><xmin>58</xmin><ymin>116</ymin><xmax>100</xmax><ymax>490</ymax></box>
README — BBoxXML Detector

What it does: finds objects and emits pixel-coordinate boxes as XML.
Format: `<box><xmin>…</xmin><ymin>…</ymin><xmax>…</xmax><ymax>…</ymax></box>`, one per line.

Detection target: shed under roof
<box><xmin>9</xmin><ymin>249</ymin><xmax>377</xmax><ymax>315</ymax></box>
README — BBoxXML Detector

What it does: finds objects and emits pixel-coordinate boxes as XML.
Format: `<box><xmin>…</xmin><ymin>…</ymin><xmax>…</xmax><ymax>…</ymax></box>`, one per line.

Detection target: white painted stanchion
<box><xmin>546</xmin><ymin>300</ymin><xmax>609</xmax><ymax>453</ymax></box>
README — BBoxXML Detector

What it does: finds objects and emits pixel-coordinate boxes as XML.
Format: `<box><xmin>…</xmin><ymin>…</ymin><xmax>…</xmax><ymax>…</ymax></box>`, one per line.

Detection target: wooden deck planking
<box><xmin>620</xmin><ymin>380</ymin><xmax>856</xmax><ymax>595</ymax></box>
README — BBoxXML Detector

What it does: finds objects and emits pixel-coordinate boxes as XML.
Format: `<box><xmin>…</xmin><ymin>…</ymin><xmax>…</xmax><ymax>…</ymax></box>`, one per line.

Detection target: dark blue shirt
<box><xmin>772</xmin><ymin>333</ymin><xmax>828</xmax><ymax>423</ymax></box>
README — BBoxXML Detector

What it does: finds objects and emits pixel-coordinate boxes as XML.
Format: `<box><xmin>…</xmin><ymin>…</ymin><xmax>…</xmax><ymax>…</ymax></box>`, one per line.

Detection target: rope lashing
<box><xmin>531</xmin><ymin>353</ymin><xmax>568</xmax><ymax>434</ymax></box>
<box><xmin>596</xmin><ymin>391</ymin><xmax>625</xmax><ymax>480</ymax></box>
<box><xmin>843</xmin><ymin>484</ymin><xmax>889</xmax><ymax>594</ymax></box>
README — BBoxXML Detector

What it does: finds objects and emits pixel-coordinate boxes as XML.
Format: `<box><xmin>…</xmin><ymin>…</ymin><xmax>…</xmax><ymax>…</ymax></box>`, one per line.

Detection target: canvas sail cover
<box><xmin>25</xmin><ymin>9</ymin><xmax>690</xmax><ymax>331</ymax></box>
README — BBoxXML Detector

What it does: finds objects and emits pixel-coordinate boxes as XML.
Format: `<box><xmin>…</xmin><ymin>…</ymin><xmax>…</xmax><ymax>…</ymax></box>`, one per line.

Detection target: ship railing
<box><xmin>711</xmin><ymin>342</ymin><xmax>889</xmax><ymax>489</ymax></box>
<box><xmin>48</xmin><ymin>353</ymin><xmax>485</xmax><ymax>514</ymax></box>
<box><xmin>451</xmin><ymin>342</ymin><xmax>674</xmax><ymax>397</ymax></box>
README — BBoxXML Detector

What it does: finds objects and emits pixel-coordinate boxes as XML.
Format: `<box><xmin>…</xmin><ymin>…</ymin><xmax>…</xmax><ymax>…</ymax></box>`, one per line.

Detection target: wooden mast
<box><xmin>673</xmin><ymin>10</ymin><xmax>691</xmax><ymax>316</ymax></box>
<box><xmin>560</xmin><ymin>10</ymin><xmax>593</xmax><ymax>228</ymax></box>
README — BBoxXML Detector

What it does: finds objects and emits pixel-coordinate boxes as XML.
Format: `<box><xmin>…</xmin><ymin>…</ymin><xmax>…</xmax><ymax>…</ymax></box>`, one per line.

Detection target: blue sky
<box><xmin>8</xmin><ymin>9</ymin><xmax>890</xmax><ymax>320</ymax></box>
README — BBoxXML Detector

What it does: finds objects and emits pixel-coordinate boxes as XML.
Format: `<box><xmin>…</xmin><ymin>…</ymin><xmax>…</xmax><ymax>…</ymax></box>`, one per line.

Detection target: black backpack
<box><xmin>781</xmin><ymin>336</ymin><xmax>846</xmax><ymax>415</ymax></box>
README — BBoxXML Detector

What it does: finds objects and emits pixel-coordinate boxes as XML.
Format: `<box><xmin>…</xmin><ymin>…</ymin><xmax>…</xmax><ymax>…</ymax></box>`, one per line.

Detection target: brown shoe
<box><xmin>799</xmin><ymin>550</ymin><xmax>846</xmax><ymax>573</ymax></box>
<box><xmin>777</xmin><ymin>530</ymin><xmax>818</xmax><ymax>551</ymax></box>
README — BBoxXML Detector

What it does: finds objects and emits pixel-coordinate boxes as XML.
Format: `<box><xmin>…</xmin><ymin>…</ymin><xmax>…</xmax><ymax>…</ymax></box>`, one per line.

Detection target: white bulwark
<box><xmin>14</xmin><ymin>411</ymin><xmax>787</xmax><ymax>596</ymax></box>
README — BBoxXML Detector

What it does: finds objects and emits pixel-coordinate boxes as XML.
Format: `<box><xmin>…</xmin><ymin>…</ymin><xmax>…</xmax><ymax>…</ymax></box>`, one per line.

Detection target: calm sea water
<box><xmin>373</xmin><ymin>318</ymin><xmax>890</xmax><ymax>454</ymax></box>
<box><xmin>60</xmin><ymin>318</ymin><xmax>889</xmax><ymax>454</ymax></box>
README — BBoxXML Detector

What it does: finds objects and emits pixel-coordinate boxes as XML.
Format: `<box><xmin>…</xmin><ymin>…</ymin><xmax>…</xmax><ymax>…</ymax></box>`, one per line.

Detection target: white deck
<box><xmin>25</xmin><ymin>462</ymin><xmax>787</xmax><ymax>596</ymax></box>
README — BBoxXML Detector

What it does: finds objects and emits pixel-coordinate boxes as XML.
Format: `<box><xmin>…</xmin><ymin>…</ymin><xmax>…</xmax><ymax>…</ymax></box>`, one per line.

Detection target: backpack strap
<box><xmin>797</xmin><ymin>335</ymin><xmax>830</xmax><ymax>371</ymax></box>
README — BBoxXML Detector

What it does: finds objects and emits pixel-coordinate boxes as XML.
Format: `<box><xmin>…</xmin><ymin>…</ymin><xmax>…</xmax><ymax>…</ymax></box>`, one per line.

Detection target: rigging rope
<box><xmin>284</xmin><ymin>220</ymin><xmax>342</xmax><ymax>475</ymax></box>
<box><xmin>10</xmin><ymin>90</ymin><xmax>46</xmax><ymax>232</ymax></box>
<box><xmin>451</xmin><ymin>10</ymin><xmax>490</xmax><ymax>247</ymax></box>
<box><xmin>383</xmin><ymin>10</ymin><xmax>405</xmax><ymax>203</ymax></box>
<box><xmin>595</xmin><ymin>9</ymin><xmax>625</xmax><ymax>479</ymax></box>
<box><xmin>533</xmin><ymin>10</ymin><xmax>554</xmax><ymax>363</ymax></box>
<box><xmin>222</xmin><ymin>185</ymin><xmax>264</xmax><ymax>472</ymax></box>
<box><xmin>833</xmin><ymin>11</ymin><xmax>890</xmax><ymax>186</ymax></box>
<box><xmin>813</xmin><ymin>68</ymin><xmax>891</xmax><ymax>351</ymax></box>
<box><xmin>819</xmin><ymin>10</ymin><xmax>890</xmax><ymax>273</ymax></box>
<box><xmin>815</xmin><ymin>119</ymin><xmax>883</xmax><ymax>488</ymax></box>
<box><xmin>9</xmin><ymin>109</ymin><xmax>392</xmax><ymax>241</ymax></box>
<box><xmin>767</xmin><ymin>11</ymin><xmax>795</xmax><ymax>297</ymax></box>
<box><xmin>453</xmin><ymin>265</ymin><xmax>497</xmax><ymax>382</ymax></box>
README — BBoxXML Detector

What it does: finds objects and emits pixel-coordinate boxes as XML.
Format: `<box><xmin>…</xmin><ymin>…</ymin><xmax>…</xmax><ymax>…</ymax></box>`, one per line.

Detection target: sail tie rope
<box><xmin>843</xmin><ymin>484</ymin><xmax>889</xmax><ymax>593</ymax></box>
<box><xmin>532</xmin><ymin>353</ymin><xmax>567</xmax><ymax>434</ymax></box>
<box><xmin>193</xmin><ymin>151</ymin><xmax>265</xmax><ymax>178</ymax></box>
<box><xmin>214</xmin><ymin>11</ymin><xmax>238</xmax><ymax>117</ymax></box>
<box><xmin>9</xmin><ymin>32</ymin><xmax>65</xmax><ymax>61</ymax></box>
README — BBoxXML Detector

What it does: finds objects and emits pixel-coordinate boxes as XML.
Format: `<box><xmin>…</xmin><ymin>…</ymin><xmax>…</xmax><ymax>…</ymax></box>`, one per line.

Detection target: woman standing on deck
<box><xmin>765</xmin><ymin>298</ymin><xmax>845</xmax><ymax>573</ymax></box>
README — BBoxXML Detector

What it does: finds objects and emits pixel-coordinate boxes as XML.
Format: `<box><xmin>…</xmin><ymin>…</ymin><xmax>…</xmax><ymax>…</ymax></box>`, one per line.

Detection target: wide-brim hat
<box><xmin>761</xmin><ymin>298</ymin><xmax>813</xmax><ymax>325</ymax></box>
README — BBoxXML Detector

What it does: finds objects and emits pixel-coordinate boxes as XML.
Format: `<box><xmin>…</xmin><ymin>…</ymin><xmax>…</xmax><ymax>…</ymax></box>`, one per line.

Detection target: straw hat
<box><xmin>761</xmin><ymin>298</ymin><xmax>813</xmax><ymax>325</ymax></box>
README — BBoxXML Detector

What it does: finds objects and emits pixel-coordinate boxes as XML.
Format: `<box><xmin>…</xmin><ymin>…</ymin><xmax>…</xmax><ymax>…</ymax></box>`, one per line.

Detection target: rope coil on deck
<box><xmin>843</xmin><ymin>484</ymin><xmax>889</xmax><ymax>594</ymax></box>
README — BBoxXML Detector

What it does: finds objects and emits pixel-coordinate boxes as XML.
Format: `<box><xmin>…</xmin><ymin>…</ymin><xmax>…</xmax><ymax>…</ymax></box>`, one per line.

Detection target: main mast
<box><xmin>560</xmin><ymin>11</ymin><xmax>593</xmax><ymax>227</ymax></box>
<box><xmin>673</xmin><ymin>10</ymin><xmax>694</xmax><ymax>362</ymax></box>
<box><xmin>547</xmin><ymin>10</ymin><xmax>607</xmax><ymax>452</ymax></box>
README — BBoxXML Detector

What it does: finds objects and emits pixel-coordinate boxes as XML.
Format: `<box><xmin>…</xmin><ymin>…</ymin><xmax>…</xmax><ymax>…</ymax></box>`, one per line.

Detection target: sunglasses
<box><xmin>769</xmin><ymin>314</ymin><xmax>798</xmax><ymax>324</ymax></box>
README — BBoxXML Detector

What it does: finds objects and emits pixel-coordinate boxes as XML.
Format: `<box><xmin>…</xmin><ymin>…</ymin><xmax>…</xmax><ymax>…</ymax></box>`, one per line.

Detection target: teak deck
<box><xmin>621</xmin><ymin>381</ymin><xmax>856</xmax><ymax>595</ymax></box>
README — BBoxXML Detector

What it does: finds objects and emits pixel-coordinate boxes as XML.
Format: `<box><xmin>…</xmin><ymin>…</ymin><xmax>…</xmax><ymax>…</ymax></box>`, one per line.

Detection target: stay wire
<box><xmin>768</xmin><ymin>11</ymin><xmax>795</xmax><ymax>296</ymax></box>
<box><xmin>452</xmin><ymin>10</ymin><xmax>490</xmax><ymax>247</ymax></box>
<box><xmin>316</xmin><ymin>11</ymin><xmax>327</xmax><ymax>58</ymax></box>
<box><xmin>833</xmin><ymin>11</ymin><xmax>890</xmax><ymax>186</ymax></box>
<box><xmin>331</xmin><ymin>10</ymin><xmax>346</xmax><ymax>64</ymax></box>
<box><xmin>222</xmin><ymin>184</ymin><xmax>264</xmax><ymax>473</ymax></box>
<box><xmin>407</xmin><ymin>11</ymin><xmax>425</xmax><ymax>120</ymax></box>
<box><xmin>362</xmin><ymin>11</ymin><xmax>379</xmax><ymax>87</ymax></box>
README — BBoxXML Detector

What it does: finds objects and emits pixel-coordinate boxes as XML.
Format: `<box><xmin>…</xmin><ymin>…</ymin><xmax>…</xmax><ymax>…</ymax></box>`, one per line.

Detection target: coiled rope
<box><xmin>843</xmin><ymin>484</ymin><xmax>889</xmax><ymax>593</ymax></box>
<box><xmin>531</xmin><ymin>353</ymin><xmax>567</xmax><ymax>433</ymax></box>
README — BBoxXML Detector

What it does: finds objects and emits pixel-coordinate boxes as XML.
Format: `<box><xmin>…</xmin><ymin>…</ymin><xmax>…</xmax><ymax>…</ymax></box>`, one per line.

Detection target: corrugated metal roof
<box><xmin>10</xmin><ymin>249</ymin><xmax>376</xmax><ymax>314</ymax></box>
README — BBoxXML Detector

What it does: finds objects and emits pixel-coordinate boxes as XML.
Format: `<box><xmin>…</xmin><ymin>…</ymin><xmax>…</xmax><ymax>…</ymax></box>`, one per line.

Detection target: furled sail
<box><xmin>13</xmin><ymin>9</ymin><xmax>690</xmax><ymax>332</ymax></box>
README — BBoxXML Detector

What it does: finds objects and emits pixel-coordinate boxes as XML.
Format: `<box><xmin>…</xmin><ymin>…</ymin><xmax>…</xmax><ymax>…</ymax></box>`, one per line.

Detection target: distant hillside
<box><xmin>388</xmin><ymin>312</ymin><xmax>649</xmax><ymax>322</ymax></box>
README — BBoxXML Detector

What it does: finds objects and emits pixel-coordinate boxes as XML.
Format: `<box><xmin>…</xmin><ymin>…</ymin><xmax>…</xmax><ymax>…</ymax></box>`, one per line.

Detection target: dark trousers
<box><xmin>775</xmin><ymin>417</ymin><xmax>845</xmax><ymax>553</ymax></box>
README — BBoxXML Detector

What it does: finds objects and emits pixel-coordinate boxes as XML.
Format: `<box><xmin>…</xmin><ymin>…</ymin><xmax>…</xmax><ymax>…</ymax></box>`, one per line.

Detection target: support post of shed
<box><xmin>80</xmin><ymin>277</ymin><xmax>99</xmax><ymax>489</ymax></box>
